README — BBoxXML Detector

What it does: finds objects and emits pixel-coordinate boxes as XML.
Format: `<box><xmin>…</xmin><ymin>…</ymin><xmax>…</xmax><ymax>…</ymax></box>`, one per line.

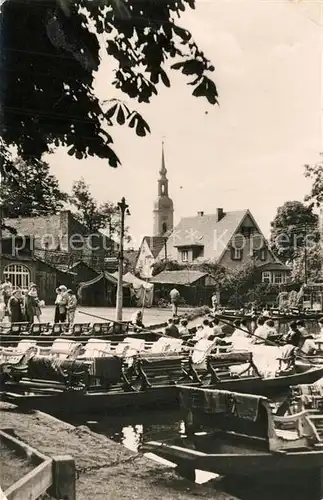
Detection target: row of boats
<box><xmin>1</xmin><ymin>314</ymin><xmax>323</xmax><ymax>497</ymax></box>
<box><xmin>0</xmin><ymin>323</ymin><xmax>322</xmax><ymax>412</ymax></box>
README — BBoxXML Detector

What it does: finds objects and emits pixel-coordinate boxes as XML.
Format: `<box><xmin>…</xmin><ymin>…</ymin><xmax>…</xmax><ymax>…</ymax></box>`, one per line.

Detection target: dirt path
<box><xmin>0</xmin><ymin>403</ymin><xmax>237</xmax><ymax>500</ymax></box>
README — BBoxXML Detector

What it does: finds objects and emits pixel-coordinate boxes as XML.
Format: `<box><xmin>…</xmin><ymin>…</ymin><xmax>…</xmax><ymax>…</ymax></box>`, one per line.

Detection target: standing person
<box><xmin>211</xmin><ymin>292</ymin><xmax>218</xmax><ymax>314</ymax></box>
<box><xmin>0</xmin><ymin>290</ymin><xmax>5</xmax><ymax>323</ymax></box>
<box><xmin>66</xmin><ymin>289</ymin><xmax>77</xmax><ymax>325</ymax></box>
<box><xmin>54</xmin><ymin>285</ymin><xmax>68</xmax><ymax>323</ymax></box>
<box><xmin>2</xmin><ymin>281</ymin><xmax>12</xmax><ymax>316</ymax></box>
<box><xmin>25</xmin><ymin>284</ymin><xmax>40</xmax><ymax>325</ymax></box>
<box><xmin>169</xmin><ymin>287</ymin><xmax>180</xmax><ymax>317</ymax></box>
<box><xmin>7</xmin><ymin>289</ymin><xmax>24</xmax><ymax>323</ymax></box>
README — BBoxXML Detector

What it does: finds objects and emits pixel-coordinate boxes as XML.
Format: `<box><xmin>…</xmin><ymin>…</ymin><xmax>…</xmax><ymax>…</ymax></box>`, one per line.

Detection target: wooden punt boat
<box><xmin>1</xmin><ymin>349</ymin><xmax>323</xmax><ymax>413</ymax></box>
<box><xmin>189</xmin><ymin>351</ymin><xmax>323</xmax><ymax>397</ymax></box>
<box><xmin>0</xmin><ymin>321</ymin><xmax>160</xmax><ymax>347</ymax></box>
<box><xmin>140</xmin><ymin>386</ymin><xmax>323</xmax><ymax>499</ymax></box>
<box><xmin>216</xmin><ymin>313</ymin><xmax>322</xmax><ymax>323</ymax></box>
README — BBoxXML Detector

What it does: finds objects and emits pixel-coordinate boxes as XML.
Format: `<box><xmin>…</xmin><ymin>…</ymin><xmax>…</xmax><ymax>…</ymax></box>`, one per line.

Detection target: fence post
<box><xmin>50</xmin><ymin>455</ymin><xmax>76</xmax><ymax>500</ymax></box>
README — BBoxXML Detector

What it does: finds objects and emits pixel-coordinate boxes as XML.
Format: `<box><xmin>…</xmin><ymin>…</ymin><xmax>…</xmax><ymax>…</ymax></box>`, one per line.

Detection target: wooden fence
<box><xmin>0</xmin><ymin>428</ymin><xmax>75</xmax><ymax>500</ymax></box>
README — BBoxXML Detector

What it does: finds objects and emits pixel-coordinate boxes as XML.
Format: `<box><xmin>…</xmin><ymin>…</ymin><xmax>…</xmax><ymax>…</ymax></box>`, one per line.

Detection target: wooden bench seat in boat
<box><xmin>137</xmin><ymin>353</ymin><xmax>187</xmax><ymax>390</ymax></box>
<box><xmin>189</xmin><ymin>350</ymin><xmax>260</xmax><ymax>384</ymax></box>
<box><xmin>51</xmin><ymin>323</ymin><xmax>70</xmax><ymax>335</ymax></box>
<box><xmin>28</xmin><ymin>323</ymin><xmax>51</xmax><ymax>335</ymax></box>
<box><xmin>91</xmin><ymin>323</ymin><xmax>114</xmax><ymax>336</ymax></box>
<box><xmin>4</xmin><ymin>323</ymin><xmax>30</xmax><ymax>335</ymax></box>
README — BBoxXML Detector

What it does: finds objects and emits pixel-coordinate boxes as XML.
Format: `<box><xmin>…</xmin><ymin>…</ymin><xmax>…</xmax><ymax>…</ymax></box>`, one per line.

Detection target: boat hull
<box><xmin>1</xmin><ymin>385</ymin><xmax>179</xmax><ymax>414</ymax></box>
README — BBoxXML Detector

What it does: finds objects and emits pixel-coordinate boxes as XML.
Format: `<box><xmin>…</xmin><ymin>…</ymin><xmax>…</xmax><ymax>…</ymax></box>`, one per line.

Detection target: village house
<box><xmin>1</xmin><ymin>211</ymin><xmax>119</xmax><ymax>305</ymax></box>
<box><xmin>135</xmin><ymin>145</ymin><xmax>290</xmax><ymax>286</ymax></box>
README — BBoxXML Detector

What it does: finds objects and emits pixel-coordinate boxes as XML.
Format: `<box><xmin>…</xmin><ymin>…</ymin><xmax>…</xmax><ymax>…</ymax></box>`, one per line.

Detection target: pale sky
<box><xmin>48</xmin><ymin>0</ymin><xmax>322</xmax><ymax>247</ymax></box>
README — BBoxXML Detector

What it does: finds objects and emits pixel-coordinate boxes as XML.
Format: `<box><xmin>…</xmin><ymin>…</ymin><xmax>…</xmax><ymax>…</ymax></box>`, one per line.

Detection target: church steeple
<box><xmin>158</xmin><ymin>142</ymin><xmax>169</xmax><ymax>197</ymax></box>
<box><xmin>153</xmin><ymin>142</ymin><xmax>174</xmax><ymax>236</ymax></box>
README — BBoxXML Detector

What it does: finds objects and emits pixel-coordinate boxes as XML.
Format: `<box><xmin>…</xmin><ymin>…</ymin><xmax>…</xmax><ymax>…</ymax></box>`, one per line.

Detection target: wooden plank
<box><xmin>0</xmin><ymin>430</ymin><xmax>48</xmax><ymax>465</ymax></box>
<box><xmin>49</xmin><ymin>455</ymin><xmax>76</xmax><ymax>500</ymax></box>
<box><xmin>5</xmin><ymin>459</ymin><xmax>52</xmax><ymax>500</ymax></box>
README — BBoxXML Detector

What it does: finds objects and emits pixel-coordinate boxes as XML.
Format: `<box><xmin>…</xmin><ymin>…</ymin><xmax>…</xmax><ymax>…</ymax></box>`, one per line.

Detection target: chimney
<box><xmin>216</xmin><ymin>208</ymin><xmax>225</xmax><ymax>221</ymax></box>
<box><xmin>197</xmin><ymin>211</ymin><xmax>204</xmax><ymax>217</ymax></box>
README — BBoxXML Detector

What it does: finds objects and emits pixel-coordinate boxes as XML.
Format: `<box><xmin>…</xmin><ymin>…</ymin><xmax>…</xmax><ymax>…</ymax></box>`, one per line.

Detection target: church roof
<box><xmin>143</xmin><ymin>236</ymin><xmax>166</xmax><ymax>258</ymax></box>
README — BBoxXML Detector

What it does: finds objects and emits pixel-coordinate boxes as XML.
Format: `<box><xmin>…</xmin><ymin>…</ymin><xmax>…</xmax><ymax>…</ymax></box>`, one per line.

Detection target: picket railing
<box><xmin>0</xmin><ymin>428</ymin><xmax>75</xmax><ymax>500</ymax></box>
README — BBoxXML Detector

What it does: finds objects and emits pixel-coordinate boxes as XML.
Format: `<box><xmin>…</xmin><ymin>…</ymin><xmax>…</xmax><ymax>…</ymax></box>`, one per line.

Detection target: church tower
<box><xmin>153</xmin><ymin>142</ymin><xmax>174</xmax><ymax>236</ymax></box>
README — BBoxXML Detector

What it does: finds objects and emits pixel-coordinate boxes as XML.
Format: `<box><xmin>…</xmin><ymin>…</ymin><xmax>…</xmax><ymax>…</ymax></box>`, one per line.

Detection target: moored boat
<box><xmin>140</xmin><ymin>386</ymin><xmax>323</xmax><ymax>499</ymax></box>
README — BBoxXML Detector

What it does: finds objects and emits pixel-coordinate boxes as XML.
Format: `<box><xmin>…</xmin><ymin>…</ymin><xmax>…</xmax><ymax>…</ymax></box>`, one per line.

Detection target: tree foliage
<box><xmin>69</xmin><ymin>177</ymin><xmax>131</xmax><ymax>240</ymax></box>
<box><xmin>305</xmin><ymin>153</ymin><xmax>323</xmax><ymax>207</ymax></box>
<box><xmin>290</xmin><ymin>242</ymin><xmax>322</xmax><ymax>284</ymax></box>
<box><xmin>270</xmin><ymin>201</ymin><xmax>319</xmax><ymax>263</ymax></box>
<box><xmin>0</xmin><ymin>0</ymin><xmax>218</xmax><ymax>173</ymax></box>
<box><xmin>0</xmin><ymin>158</ymin><xmax>67</xmax><ymax>218</ymax></box>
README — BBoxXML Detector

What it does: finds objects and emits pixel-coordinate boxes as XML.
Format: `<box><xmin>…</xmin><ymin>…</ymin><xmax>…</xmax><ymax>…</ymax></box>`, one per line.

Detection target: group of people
<box><xmin>230</xmin><ymin>315</ymin><xmax>323</xmax><ymax>355</ymax></box>
<box><xmin>0</xmin><ymin>280</ymin><xmax>44</xmax><ymax>325</ymax></box>
<box><xmin>54</xmin><ymin>285</ymin><xmax>78</xmax><ymax>325</ymax></box>
<box><xmin>0</xmin><ymin>280</ymin><xmax>78</xmax><ymax>326</ymax></box>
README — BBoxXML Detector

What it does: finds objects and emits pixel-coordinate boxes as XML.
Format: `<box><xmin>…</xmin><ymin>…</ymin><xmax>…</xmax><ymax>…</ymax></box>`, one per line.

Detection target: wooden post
<box><xmin>50</xmin><ymin>455</ymin><xmax>75</xmax><ymax>500</ymax></box>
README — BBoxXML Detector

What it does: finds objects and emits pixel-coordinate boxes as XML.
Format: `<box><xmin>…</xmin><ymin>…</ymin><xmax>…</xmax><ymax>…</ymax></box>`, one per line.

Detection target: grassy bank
<box><xmin>0</xmin><ymin>403</ymin><xmax>236</xmax><ymax>500</ymax></box>
<box><xmin>0</xmin><ymin>442</ymin><xmax>34</xmax><ymax>491</ymax></box>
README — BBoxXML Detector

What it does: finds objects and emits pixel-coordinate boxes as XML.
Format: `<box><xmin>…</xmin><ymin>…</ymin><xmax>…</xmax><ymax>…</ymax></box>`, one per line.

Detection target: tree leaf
<box><xmin>105</xmin><ymin>103</ymin><xmax>118</xmax><ymax>120</ymax></box>
<box><xmin>116</xmin><ymin>104</ymin><xmax>126</xmax><ymax>125</ymax></box>
<box><xmin>160</xmin><ymin>69</ymin><xmax>170</xmax><ymax>87</ymax></box>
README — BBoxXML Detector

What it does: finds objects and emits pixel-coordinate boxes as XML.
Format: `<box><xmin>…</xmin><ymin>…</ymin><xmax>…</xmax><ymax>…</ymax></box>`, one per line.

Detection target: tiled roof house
<box><xmin>137</xmin><ymin>208</ymin><xmax>290</xmax><ymax>285</ymax></box>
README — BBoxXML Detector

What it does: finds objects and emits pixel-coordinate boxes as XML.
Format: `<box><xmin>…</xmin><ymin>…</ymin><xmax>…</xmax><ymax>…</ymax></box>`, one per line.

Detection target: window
<box><xmin>259</xmin><ymin>248</ymin><xmax>267</xmax><ymax>261</ymax></box>
<box><xmin>273</xmin><ymin>272</ymin><xmax>285</xmax><ymax>285</ymax></box>
<box><xmin>181</xmin><ymin>250</ymin><xmax>188</xmax><ymax>262</ymax></box>
<box><xmin>262</xmin><ymin>271</ymin><xmax>271</xmax><ymax>283</ymax></box>
<box><xmin>231</xmin><ymin>247</ymin><xmax>243</xmax><ymax>260</ymax></box>
<box><xmin>3</xmin><ymin>264</ymin><xmax>31</xmax><ymax>290</ymax></box>
<box><xmin>162</xmin><ymin>222</ymin><xmax>167</xmax><ymax>233</ymax></box>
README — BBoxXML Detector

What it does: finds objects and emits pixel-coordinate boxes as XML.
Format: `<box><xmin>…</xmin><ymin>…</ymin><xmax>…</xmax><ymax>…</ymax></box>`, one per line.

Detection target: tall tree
<box><xmin>270</xmin><ymin>201</ymin><xmax>319</xmax><ymax>263</ymax></box>
<box><xmin>0</xmin><ymin>0</ymin><xmax>218</xmax><ymax>172</ymax></box>
<box><xmin>0</xmin><ymin>158</ymin><xmax>67</xmax><ymax>218</ymax></box>
<box><xmin>69</xmin><ymin>178</ymin><xmax>104</xmax><ymax>232</ymax></box>
<box><xmin>304</xmin><ymin>153</ymin><xmax>323</xmax><ymax>207</ymax></box>
<box><xmin>290</xmin><ymin>243</ymin><xmax>322</xmax><ymax>284</ymax></box>
<box><xmin>69</xmin><ymin>178</ymin><xmax>131</xmax><ymax>240</ymax></box>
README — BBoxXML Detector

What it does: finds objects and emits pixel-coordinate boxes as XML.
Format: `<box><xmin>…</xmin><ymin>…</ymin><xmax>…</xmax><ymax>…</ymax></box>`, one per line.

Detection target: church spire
<box><xmin>159</xmin><ymin>141</ymin><xmax>167</xmax><ymax>177</ymax></box>
<box><xmin>153</xmin><ymin>141</ymin><xmax>174</xmax><ymax>236</ymax></box>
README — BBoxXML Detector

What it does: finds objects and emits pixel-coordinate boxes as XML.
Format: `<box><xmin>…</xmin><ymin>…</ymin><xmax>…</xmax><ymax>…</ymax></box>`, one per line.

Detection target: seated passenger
<box><xmin>165</xmin><ymin>318</ymin><xmax>179</xmax><ymax>338</ymax></box>
<box><xmin>131</xmin><ymin>310</ymin><xmax>145</xmax><ymax>329</ymax></box>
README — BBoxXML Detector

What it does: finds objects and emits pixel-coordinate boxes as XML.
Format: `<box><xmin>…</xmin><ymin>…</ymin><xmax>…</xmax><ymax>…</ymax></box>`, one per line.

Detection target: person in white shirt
<box><xmin>253</xmin><ymin>317</ymin><xmax>268</xmax><ymax>344</ymax></box>
<box><xmin>178</xmin><ymin>319</ymin><xmax>189</xmax><ymax>337</ymax></box>
<box><xmin>296</xmin><ymin>320</ymin><xmax>308</xmax><ymax>337</ymax></box>
<box><xmin>264</xmin><ymin>319</ymin><xmax>278</xmax><ymax>339</ymax></box>
<box><xmin>231</xmin><ymin>320</ymin><xmax>249</xmax><ymax>340</ymax></box>
<box><xmin>299</xmin><ymin>334</ymin><xmax>317</xmax><ymax>356</ymax></box>
<box><xmin>212</xmin><ymin>317</ymin><xmax>223</xmax><ymax>337</ymax></box>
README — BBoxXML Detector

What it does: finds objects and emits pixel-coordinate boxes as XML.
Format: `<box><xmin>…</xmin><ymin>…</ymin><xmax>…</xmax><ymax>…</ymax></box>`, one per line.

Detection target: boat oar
<box><xmin>78</xmin><ymin>310</ymin><xmax>128</xmax><ymax>324</ymax></box>
<box><xmin>210</xmin><ymin>315</ymin><xmax>282</xmax><ymax>347</ymax></box>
